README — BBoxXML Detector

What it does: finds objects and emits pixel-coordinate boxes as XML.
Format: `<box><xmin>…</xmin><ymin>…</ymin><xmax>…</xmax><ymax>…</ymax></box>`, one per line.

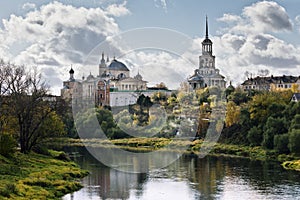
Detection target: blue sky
<box><xmin>0</xmin><ymin>0</ymin><xmax>300</xmax><ymax>94</ymax></box>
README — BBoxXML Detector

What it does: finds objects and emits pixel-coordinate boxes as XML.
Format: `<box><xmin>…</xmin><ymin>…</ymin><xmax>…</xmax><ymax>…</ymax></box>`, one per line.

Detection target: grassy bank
<box><xmin>0</xmin><ymin>150</ymin><xmax>88</xmax><ymax>200</ymax></box>
<box><xmin>48</xmin><ymin>137</ymin><xmax>299</xmax><ymax>163</ymax></box>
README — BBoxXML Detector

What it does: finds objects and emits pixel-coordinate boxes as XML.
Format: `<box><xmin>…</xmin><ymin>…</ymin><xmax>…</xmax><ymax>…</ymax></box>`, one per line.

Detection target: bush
<box><xmin>0</xmin><ymin>133</ymin><xmax>16</xmax><ymax>157</ymax></box>
<box><xmin>247</xmin><ymin>126</ymin><xmax>263</xmax><ymax>146</ymax></box>
<box><xmin>274</xmin><ymin>134</ymin><xmax>289</xmax><ymax>154</ymax></box>
<box><xmin>289</xmin><ymin>129</ymin><xmax>300</xmax><ymax>154</ymax></box>
<box><xmin>32</xmin><ymin>145</ymin><xmax>50</xmax><ymax>156</ymax></box>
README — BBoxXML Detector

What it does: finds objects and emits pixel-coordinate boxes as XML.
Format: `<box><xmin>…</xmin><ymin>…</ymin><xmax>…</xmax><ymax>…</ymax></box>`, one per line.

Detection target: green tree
<box><xmin>288</xmin><ymin>129</ymin><xmax>300</xmax><ymax>154</ymax></box>
<box><xmin>262</xmin><ymin>117</ymin><xmax>287</xmax><ymax>149</ymax></box>
<box><xmin>289</xmin><ymin>114</ymin><xmax>300</xmax><ymax>131</ymax></box>
<box><xmin>247</xmin><ymin>126</ymin><xmax>263</xmax><ymax>146</ymax></box>
<box><xmin>274</xmin><ymin>134</ymin><xmax>289</xmax><ymax>154</ymax></box>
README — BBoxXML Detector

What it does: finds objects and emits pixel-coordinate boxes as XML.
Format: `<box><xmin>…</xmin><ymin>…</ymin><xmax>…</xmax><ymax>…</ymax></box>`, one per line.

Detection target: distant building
<box><xmin>61</xmin><ymin>53</ymin><xmax>169</xmax><ymax>107</ymax></box>
<box><xmin>241</xmin><ymin>75</ymin><xmax>300</xmax><ymax>91</ymax></box>
<box><xmin>188</xmin><ymin>17</ymin><xmax>226</xmax><ymax>90</ymax></box>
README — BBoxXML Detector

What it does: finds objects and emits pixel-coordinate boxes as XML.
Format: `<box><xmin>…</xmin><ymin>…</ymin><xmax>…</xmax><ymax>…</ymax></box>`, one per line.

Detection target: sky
<box><xmin>0</xmin><ymin>0</ymin><xmax>300</xmax><ymax>94</ymax></box>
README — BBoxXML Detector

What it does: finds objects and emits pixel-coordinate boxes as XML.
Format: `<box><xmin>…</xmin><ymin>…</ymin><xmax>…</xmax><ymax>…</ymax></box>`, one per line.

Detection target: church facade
<box><xmin>188</xmin><ymin>17</ymin><xmax>226</xmax><ymax>90</ymax></box>
<box><xmin>61</xmin><ymin>52</ymin><xmax>148</xmax><ymax>107</ymax></box>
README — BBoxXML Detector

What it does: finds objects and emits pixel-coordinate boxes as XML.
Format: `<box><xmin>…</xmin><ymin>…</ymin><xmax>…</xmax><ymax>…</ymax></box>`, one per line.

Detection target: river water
<box><xmin>62</xmin><ymin>146</ymin><xmax>300</xmax><ymax>200</ymax></box>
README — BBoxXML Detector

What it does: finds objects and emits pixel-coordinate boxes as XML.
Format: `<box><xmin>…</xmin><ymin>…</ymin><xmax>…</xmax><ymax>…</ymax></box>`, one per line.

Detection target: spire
<box><xmin>205</xmin><ymin>15</ymin><xmax>209</xmax><ymax>39</ymax></box>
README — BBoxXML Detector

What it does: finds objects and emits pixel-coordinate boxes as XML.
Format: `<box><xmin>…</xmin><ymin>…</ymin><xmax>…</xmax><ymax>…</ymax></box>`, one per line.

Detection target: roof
<box><xmin>202</xmin><ymin>38</ymin><xmax>212</xmax><ymax>44</ymax></box>
<box><xmin>108</xmin><ymin>59</ymin><xmax>129</xmax><ymax>71</ymax></box>
<box><xmin>292</xmin><ymin>93</ymin><xmax>300</xmax><ymax>101</ymax></box>
<box><xmin>188</xmin><ymin>70</ymin><xmax>204</xmax><ymax>82</ymax></box>
<box><xmin>242</xmin><ymin>75</ymin><xmax>299</xmax><ymax>86</ymax></box>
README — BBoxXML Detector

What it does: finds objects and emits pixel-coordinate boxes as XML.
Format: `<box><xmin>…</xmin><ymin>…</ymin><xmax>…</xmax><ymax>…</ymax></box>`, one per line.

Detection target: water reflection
<box><xmin>62</xmin><ymin>147</ymin><xmax>300</xmax><ymax>200</ymax></box>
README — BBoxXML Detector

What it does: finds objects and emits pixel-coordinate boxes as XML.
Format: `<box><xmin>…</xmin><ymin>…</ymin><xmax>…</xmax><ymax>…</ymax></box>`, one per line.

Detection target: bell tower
<box><xmin>202</xmin><ymin>16</ymin><xmax>213</xmax><ymax>56</ymax></box>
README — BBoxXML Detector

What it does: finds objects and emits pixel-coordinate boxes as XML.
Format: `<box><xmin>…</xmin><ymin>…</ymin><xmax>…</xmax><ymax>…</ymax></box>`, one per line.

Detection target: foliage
<box><xmin>0</xmin><ymin>133</ymin><xmax>16</xmax><ymax>157</ymax></box>
<box><xmin>274</xmin><ymin>134</ymin><xmax>289</xmax><ymax>154</ymax></box>
<box><xmin>225</xmin><ymin>101</ymin><xmax>241</xmax><ymax>127</ymax></box>
<box><xmin>247</xmin><ymin>126</ymin><xmax>263</xmax><ymax>146</ymax></box>
<box><xmin>262</xmin><ymin>117</ymin><xmax>287</xmax><ymax>149</ymax></box>
<box><xmin>0</xmin><ymin>62</ymin><xmax>63</xmax><ymax>153</ymax></box>
<box><xmin>288</xmin><ymin>129</ymin><xmax>300</xmax><ymax>154</ymax></box>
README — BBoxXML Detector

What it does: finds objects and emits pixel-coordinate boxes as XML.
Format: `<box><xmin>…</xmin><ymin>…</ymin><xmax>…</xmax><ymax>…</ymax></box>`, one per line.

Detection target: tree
<box><xmin>274</xmin><ymin>134</ymin><xmax>289</xmax><ymax>154</ymax></box>
<box><xmin>1</xmin><ymin>63</ymin><xmax>60</xmax><ymax>153</ymax></box>
<box><xmin>225</xmin><ymin>101</ymin><xmax>241</xmax><ymax>127</ymax></box>
<box><xmin>247</xmin><ymin>126</ymin><xmax>263</xmax><ymax>146</ymax></box>
<box><xmin>288</xmin><ymin>129</ymin><xmax>300</xmax><ymax>154</ymax></box>
<box><xmin>262</xmin><ymin>117</ymin><xmax>287</xmax><ymax>149</ymax></box>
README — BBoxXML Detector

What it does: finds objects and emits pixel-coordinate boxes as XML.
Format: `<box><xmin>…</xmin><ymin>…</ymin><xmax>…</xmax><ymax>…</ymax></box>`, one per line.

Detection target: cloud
<box><xmin>214</xmin><ymin>1</ymin><xmax>300</xmax><ymax>84</ymax></box>
<box><xmin>105</xmin><ymin>1</ymin><xmax>131</xmax><ymax>17</ymax></box>
<box><xmin>0</xmin><ymin>1</ymin><xmax>125</xmax><ymax>94</ymax></box>
<box><xmin>219</xmin><ymin>1</ymin><xmax>292</xmax><ymax>34</ymax></box>
<box><xmin>154</xmin><ymin>0</ymin><xmax>168</xmax><ymax>12</ymax></box>
<box><xmin>22</xmin><ymin>2</ymin><xmax>36</xmax><ymax>11</ymax></box>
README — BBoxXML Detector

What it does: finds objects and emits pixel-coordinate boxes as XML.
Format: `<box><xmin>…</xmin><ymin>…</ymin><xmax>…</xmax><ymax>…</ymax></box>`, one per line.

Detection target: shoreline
<box><xmin>47</xmin><ymin>137</ymin><xmax>300</xmax><ymax>170</ymax></box>
<box><xmin>0</xmin><ymin>150</ymin><xmax>89</xmax><ymax>199</ymax></box>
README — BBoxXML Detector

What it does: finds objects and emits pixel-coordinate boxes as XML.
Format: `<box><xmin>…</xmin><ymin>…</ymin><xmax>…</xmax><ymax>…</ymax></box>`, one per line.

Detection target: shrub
<box><xmin>274</xmin><ymin>134</ymin><xmax>289</xmax><ymax>154</ymax></box>
<box><xmin>288</xmin><ymin>129</ymin><xmax>300</xmax><ymax>154</ymax></box>
<box><xmin>0</xmin><ymin>133</ymin><xmax>16</xmax><ymax>157</ymax></box>
<box><xmin>247</xmin><ymin>126</ymin><xmax>263</xmax><ymax>146</ymax></box>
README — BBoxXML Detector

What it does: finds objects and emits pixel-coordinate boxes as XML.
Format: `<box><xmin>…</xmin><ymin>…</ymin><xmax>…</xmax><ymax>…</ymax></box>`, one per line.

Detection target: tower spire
<box><xmin>205</xmin><ymin>15</ymin><xmax>209</xmax><ymax>39</ymax></box>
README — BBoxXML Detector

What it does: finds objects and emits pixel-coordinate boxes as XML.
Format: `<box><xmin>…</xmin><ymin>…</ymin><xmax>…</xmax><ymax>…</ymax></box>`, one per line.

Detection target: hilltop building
<box><xmin>188</xmin><ymin>17</ymin><xmax>226</xmax><ymax>90</ymax></box>
<box><xmin>241</xmin><ymin>75</ymin><xmax>300</xmax><ymax>91</ymax></box>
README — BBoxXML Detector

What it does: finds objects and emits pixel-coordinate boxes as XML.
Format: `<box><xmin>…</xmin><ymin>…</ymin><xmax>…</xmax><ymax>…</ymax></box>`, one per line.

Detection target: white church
<box><xmin>188</xmin><ymin>17</ymin><xmax>226</xmax><ymax>90</ymax></box>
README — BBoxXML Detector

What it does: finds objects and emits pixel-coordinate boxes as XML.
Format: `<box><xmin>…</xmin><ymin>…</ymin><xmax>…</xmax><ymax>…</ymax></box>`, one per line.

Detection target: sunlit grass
<box><xmin>0</xmin><ymin>151</ymin><xmax>88</xmax><ymax>199</ymax></box>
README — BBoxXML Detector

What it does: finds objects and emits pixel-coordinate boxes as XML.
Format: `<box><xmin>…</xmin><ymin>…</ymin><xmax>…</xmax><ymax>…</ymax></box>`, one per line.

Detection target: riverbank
<box><xmin>0</xmin><ymin>150</ymin><xmax>88</xmax><ymax>199</ymax></box>
<box><xmin>47</xmin><ymin>137</ymin><xmax>300</xmax><ymax>164</ymax></box>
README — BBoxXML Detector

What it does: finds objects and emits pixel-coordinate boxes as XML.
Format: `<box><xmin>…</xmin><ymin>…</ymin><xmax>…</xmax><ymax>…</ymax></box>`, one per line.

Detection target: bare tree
<box><xmin>2</xmin><ymin>63</ymin><xmax>58</xmax><ymax>153</ymax></box>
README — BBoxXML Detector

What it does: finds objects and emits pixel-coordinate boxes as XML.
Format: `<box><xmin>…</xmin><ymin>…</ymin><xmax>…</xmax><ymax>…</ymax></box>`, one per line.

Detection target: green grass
<box><xmin>0</xmin><ymin>151</ymin><xmax>88</xmax><ymax>199</ymax></box>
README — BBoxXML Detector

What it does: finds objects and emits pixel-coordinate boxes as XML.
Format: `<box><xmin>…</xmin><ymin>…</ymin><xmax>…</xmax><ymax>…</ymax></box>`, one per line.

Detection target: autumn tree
<box><xmin>225</xmin><ymin>101</ymin><xmax>241</xmax><ymax>127</ymax></box>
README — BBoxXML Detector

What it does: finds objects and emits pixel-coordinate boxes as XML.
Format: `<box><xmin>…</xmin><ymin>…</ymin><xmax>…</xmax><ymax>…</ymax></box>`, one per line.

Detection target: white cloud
<box><xmin>105</xmin><ymin>1</ymin><xmax>131</xmax><ymax>17</ymax></box>
<box><xmin>154</xmin><ymin>0</ymin><xmax>168</xmax><ymax>12</ymax></box>
<box><xmin>214</xmin><ymin>1</ymin><xmax>300</xmax><ymax>85</ymax></box>
<box><xmin>0</xmin><ymin>1</ymin><xmax>125</xmax><ymax>94</ymax></box>
<box><xmin>22</xmin><ymin>2</ymin><xmax>36</xmax><ymax>11</ymax></box>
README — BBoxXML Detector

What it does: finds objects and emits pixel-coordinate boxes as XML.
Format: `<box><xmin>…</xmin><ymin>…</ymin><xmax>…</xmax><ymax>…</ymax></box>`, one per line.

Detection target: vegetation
<box><xmin>0</xmin><ymin>61</ymin><xmax>87</xmax><ymax>199</ymax></box>
<box><xmin>0</xmin><ymin>61</ymin><xmax>66</xmax><ymax>153</ymax></box>
<box><xmin>0</xmin><ymin>151</ymin><xmax>88</xmax><ymax>199</ymax></box>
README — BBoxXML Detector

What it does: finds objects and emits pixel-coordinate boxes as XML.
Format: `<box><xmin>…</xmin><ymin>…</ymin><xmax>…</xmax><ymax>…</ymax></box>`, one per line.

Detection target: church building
<box><xmin>61</xmin><ymin>53</ymin><xmax>149</xmax><ymax>107</ymax></box>
<box><xmin>188</xmin><ymin>17</ymin><xmax>226</xmax><ymax>90</ymax></box>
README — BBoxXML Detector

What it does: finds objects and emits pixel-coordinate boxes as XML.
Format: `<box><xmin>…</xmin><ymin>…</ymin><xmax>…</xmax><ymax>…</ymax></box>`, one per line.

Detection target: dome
<box><xmin>87</xmin><ymin>72</ymin><xmax>94</xmax><ymax>80</ymax></box>
<box><xmin>108</xmin><ymin>59</ymin><xmax>129</xmax><ymax>71</ymax></box>
<box><xmin>202</xmin><ymin>38</ymin><xmax>212</xmax><ymax>44</ymax></box>
<box><xmin>69</xmin><ymin>67</ymin><xmax>74</xmax><ymax>74</ymax></box>
<box><xmin>134</xmin><ymin>72</ymin><xmax>143</xmax><ymax>80</ymax></box>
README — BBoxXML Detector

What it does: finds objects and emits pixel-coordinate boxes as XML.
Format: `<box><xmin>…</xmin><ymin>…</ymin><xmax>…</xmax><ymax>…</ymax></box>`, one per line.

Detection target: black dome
<box><xmin>69</xmin><ymin>68</ymin><xmax>74</xmax><ymax>74</ymax></box>
<box><xmin>108</xmin><ymin>59</ymin><xmax>129</xmax><ymax>71</ymax></box>
<box><xmin>202</xmin><ymin>38</ymin><xmax>212</xmax><ymax>44</ymax></box>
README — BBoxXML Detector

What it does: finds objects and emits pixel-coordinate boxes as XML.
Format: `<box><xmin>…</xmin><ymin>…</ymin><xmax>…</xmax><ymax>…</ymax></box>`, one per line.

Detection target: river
<box><xmin>61</xmin><ymin>146</ymin><xmax>300</xmax><ymax>200</ymax></box>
